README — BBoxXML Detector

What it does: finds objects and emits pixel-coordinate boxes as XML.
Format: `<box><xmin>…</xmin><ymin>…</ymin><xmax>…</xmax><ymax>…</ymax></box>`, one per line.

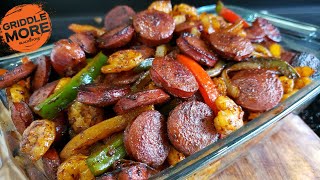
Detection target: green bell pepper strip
<box><xmin>34</xmin><ymin>52</ymin><xmax>108</xmax><ymax>119</ymax></box>
<box><xmin>222</xmin><ymin>58</ymin><xmax>299</xmax><ymax>99</ymax></box>
<box><xmin>130</xmin><ymin>71</ymin><xmax>151</xmax><ymax>92</ymax></box>
<box><xmin>133</xmin><ymin>58</ymin><xmax>154</xmax><ymax>73</ymax></box>
<box><xmin>86</xmin><ymin>133</ymin><xmax>126</xmax><ymax>176</ymax></box>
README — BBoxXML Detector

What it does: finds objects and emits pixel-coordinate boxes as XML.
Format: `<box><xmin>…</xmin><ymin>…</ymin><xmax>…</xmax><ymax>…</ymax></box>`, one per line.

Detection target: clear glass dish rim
<box><xmin>0</xmin><ymin>4</ymin><xmax>319</xmax><ymax>180</ymax></box>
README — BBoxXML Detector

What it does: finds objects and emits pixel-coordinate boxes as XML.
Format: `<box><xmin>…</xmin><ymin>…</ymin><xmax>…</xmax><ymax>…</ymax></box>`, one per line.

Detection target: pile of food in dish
<box><xmin>0</xmin><ymin>1</ymin><xmax>318</xmax><ymax>179</ymax></box>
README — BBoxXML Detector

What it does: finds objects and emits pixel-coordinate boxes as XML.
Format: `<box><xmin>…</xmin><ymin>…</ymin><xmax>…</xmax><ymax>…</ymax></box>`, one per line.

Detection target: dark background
<box><xmin>1</xmin><ymin>0</ymin><xmax>320</xmax><ymax>134</ymax></box>
<box><xmin>1</xmin><ymin>0</ymin><xmax>320</xmax><ymax>46</ymax></box>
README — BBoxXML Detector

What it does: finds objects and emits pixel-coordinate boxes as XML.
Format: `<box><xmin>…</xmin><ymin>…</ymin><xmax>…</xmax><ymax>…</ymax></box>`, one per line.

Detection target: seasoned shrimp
<box><xmin>214</xmin><ymin>96</ymin><xmax>244</xmax><ymax>137</ymax></box>
<box><xmin>172</xmin><ymin>3</ymin><xmax>198</xmax><ymax>20</ymax></box>
<box><xmin>9</xmin><ymin>84</ymin><xmax>29</xmax><ymax>103</ymax></box>
<box><xmin>20</xmin><ymin>120</ymin><xmax>56</xmax><ymax>161</ymax></box>
<box><xmin>57</xmin><ymin>154</ymin><xmax>94</xmax><ymax>180</ymax></box>
<box><xmin>68</xmin><ymin>101</ymin><xmax>104</xmax><ymax>134</ymax></box>
<box><xmin>101</xmin><ymin>50</ymin><xmax>144</xmax><ymax>73</ymax></box>
<box><xmin>212</xmin><ymin>77</ymin><xmax>227</xmax><ymax>96</ymax></box>
<box><xmin>148</xmin><ymin>0</ymin><xmax>172</xmax><ymax>14</ymax></box>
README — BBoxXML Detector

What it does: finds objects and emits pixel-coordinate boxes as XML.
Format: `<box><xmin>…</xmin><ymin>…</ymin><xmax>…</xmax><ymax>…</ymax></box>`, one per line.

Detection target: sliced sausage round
<box><xmin>124</xmin><ymin>110</ymin><xmax>169</xmax><ymax>168</ymax></box>
<box><xmin>167</xmin><ymin>101</ymin><xmax>219</xmax><ymax>156</ymax></box>
<box><xmin>209</xmin><ymin>31</ymin><xmax>253</xmax><ymax>61</ymax></box>
<box><xmin>114</xmin><ymin>89</ymin><xmax>170</xmax><ymax>114</ymax></box>
<box><xmin>150</xmin><ymin>57</ymin><xmax>198</xmax><ymax>98</ymax></box>
<box><xmin>245</xmin><ymin>23</ymin><xmax>265</xmax><ymax>43</ymax></box>
<box><xmin>28</xmin><ymin>80</ymin><xmax>58</xmax><ymax>109</ymax></box>
<box><xmin>52</xmin><ymin>114</ymin><xmax>68</xmax><ymax>144</ymax></box>
<box><xmin>131</xmin><ymin>45</ymin><xmax>155</xmax><ymax>59</ymax></box>
<box><xmin>104</xmin><ymin>70</ymin><xmax>142</xmax><ymax>86</ymax></box>
<box><xmin>177</xmin><ymin>33</ymin><xmax>218</xmax><ymax>67</ymax></box>
<box><xmin>42</xmin><ymin>148</ymin><xmax>61</xmax><ymax>180</ymax></box>
<box><xmin>245</xmin><ymin>17</ymin><xmax>281</xmax><ymax>43</ymax></box>
<box><xmin>256</xmin><ymin>17</ymin><xmax>281</xmax><ymax>42</ymax></box>
<box><xmin>174</xmin><ymin>21</ymin><xmax>203</xmax><ymax>35</ymax></box>
<box><xmin>117</xmin><ymin>163</ymin><xmax>150</xmax><ymax>180</ymax></box>
<box><xmin>231</xmin><ymin>69</ymin><xmax>283</xmax><ymax>112</ymax></box>
<box><xmin>76</xmin><ymin>84</ymin><xmax>130</xmax><ymax>107</ymax></box>
<box><xmin>32</xmin><ymin>56</ymin><xmax>51</xmax><ymax>91</ymax></box>
<box><xmin>0</xmin><ymin>61</ymin><xmax>36</xmax><ymax>89</ymax></box>
<box><xmin>10</xmin><ymin>101</ymin><xmax>34</xmax><ymax>135</ymax></box>
<box><xmin>50</xmin><ymin>39</ymin><xmax>86</xmax><ymax>77</ymax></box>
<box><xmin>104</xmin><ymin>5</ymin><xmax>136</xmax><ymax>31</ymax></box>
<box><xmin>98</xmin><ymin>25</ymin><xmax>135</xmax><ymax>49</ymax></box>
<box><xmin>69</xmin><ymin>33</ymin><xmax>97</xmax><ymax>54</ymax></box>
<box><xmin>133</xmin><ymin>9</ymin><xmax>175</xmax><ymax>46</ymax></box>
<box><xmin>281</xmin><ymin>50</ymin><xmax>296</xmax><ymax>64</ymax></box>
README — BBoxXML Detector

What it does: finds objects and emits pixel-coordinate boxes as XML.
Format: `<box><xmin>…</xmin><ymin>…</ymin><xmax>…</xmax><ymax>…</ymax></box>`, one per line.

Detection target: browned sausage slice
<box><xmin>245</xmin><ymin>23</ymin><xmax>265</xmax><ymax>43</ymax></box>
<box><xmin>167</xmin><ymin>101</ymin><xmax>219</xmax><ymax>156</ymax></box>
<box><xmin>177</xmin><ymin>33</ymin><xmax>218</xmax><ymax>67</ymax></box>
<box><xmin>53</xmin><ymin>114</ymin><xmax>68</xmax><ymax>144</ymax></box>
<box><xmin>10</xmin><ymin>101</ymin><xmax>34</xmax><ymax>135</ymax></box>
<box><xmin>28</xmin><ymin>80</ymin><xmax>58</xmax><ymax>109</ymax></box>
<box><xmin>133</xmin><ymin>9</ymin><xmax>175</xmax><ymax>46</ymax></box>
<box><xmin>32</xmin><ymin>56</ymin><xmax>51</xmax><ymax>91</ymax></box>
<box><xmin>104</xmin><ymin>70</ymin><xmax>142</xmax><ymax>86</ymax></box>
<box><xmin>98</xmin><ymin>161</ymin><xmax>156</xmax><ymax>180</ymax></box>
<box><xmin>209</xmin><ymin>31</ymin><xmax>253</xmax><ymax>61</ymax></box>
<box><xmin>50</xmin><ymin>39</ymin><xmax>86</xmax><ymax>77</ymax></box>
<box><xmin>231</xmin><ymin>69</ymin><xmax>283</xmax><ymax>112</ymax></box>
<box><xmin>124</xmin><ymin>110</ymin><xmax>169</xmax><ymax>167</ymax></box>
<box><xmin>98</xmin><ymin>25</ymin><xmax>135</xmax><ymax>49</ymax></box>
<box><xmin>42</xmin><ymin>148</ymin><xmax>61</xmax><ymax>180</ymax></box>
<box><xmin>256</xmin><ymin>18</ymin><xmax>281</xmax><ymax>42</ymax></box>
<box><xmin>114</xmin><ymin>89</ymin><xmax>170</xmax><ymax>114</ymax></box>
<box><xmin>150</xmin><ymin>57</ymin><xmax>198</xmax><ymax>98</ymax></box>
<box><xmin>281</xmin><ymin>50</ymin><xmax>296</xmax><ymax>64</ymax></box>
<box><xmin>104</xmin><ymin>5</ymin><xmax>136</xmax><ymax>31</ymax></box>
<box><xmin>174</xmin><ymin>21</ymin><xmax>203</xmax><ymax>35</ymax></box>
<box><xmin>0</xmin><ymin>61</ymin><xmax>36</xmax><ymax>89</ymax></box>
<box><xmin>246</xmin><ymin>18</ymin><xmax>281</xmax><ymax>43</ymax></box>
<box><xmin>76</xmin><ymin>85</ymin><xmax>130</xmax><ymax>107</ymax></box>
<box><xmin>117</xmin><ymin>163</ymin><xmax>150</xmax><ymax>180</ymax></box>
<box><xmin>69</xmin><ymin>33</ymin><xmax>97</xmax><ymax>54</ymax></box>
<box><xmin>131</xmin><ymin>45</ymin><xmax>155</xmax><ymax>59</ymax></box>
<box><xmin>96</xmin><ymin>173</ymin><xmax>115</xmax><ymax>180</ymax></box>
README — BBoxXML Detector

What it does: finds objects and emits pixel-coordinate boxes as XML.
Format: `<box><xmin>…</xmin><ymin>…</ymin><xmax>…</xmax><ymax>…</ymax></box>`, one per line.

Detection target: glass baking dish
<box><xmin>0</xmin><ymin>4</ymin><xmax>320</xmax><ymax>180</ymax></box>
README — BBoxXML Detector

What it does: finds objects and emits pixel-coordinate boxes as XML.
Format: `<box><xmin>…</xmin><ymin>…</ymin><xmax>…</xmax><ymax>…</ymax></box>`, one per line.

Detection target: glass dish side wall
<box><xmin>0</xmin><ymin>5</ymin><xmax>319</xmax><ymax>180</ymax></box>
<box><xmin>152</xmin><ymin>5</ymin><xmax>320</xmax><ymax>179</ymax></box>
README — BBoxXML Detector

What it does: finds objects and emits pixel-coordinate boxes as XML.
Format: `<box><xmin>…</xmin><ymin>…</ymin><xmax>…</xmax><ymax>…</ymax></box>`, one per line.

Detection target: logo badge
<box><xmin>1</xmin><ymin>4</ymin><xmax>52</xmax><ymax>52</ymax></box>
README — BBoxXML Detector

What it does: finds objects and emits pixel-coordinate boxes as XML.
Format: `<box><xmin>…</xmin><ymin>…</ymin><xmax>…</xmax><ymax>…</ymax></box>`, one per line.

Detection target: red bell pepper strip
<box><xmin>216</xmin><ymin>1</ymin><xmax>250</xmax><ymax>28</ymax></box>
<box><xmin>177</xmin><ymin>54</ymin><xmax>220</xmax><ymax>114</ymax></box>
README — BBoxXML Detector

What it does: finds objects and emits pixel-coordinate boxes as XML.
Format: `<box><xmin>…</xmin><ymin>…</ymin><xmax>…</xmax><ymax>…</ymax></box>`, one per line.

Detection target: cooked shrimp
<box><xmin>9</xmin><ymin>84</ymin><xmax>29</xmax><ymax>103</ymax></box>
<box><xmin>172</xmin><ymin>3</ymin><xmax>198</xmax><ymax>20</ymax></box>
<box><xmin>57</xmin><ymin>154</ymin><xmax>94</xmax><ymax>180</ymax></box>
<box><xmin>101</xmin><ymin>50</ymin><xmax>144</xmax><ymax>73</ymax></box>
<box><xmin>148</xmin><ymin>0</ymin><xmax>172</xmax><ymax>14</ymax></box>
<box><xmin>68</xmin><ymin>101</ymin><xmax>104</xmax><ymax>134</ymax></box>
<box><xmin>20</xmin><ymin>120</ymin><xmax>56</xmax><ymax>161</ymax></box>
<box><xmin>214</xmin><ymin>96</ymin><xmax>244</xmax><ymax>137</ymax></box>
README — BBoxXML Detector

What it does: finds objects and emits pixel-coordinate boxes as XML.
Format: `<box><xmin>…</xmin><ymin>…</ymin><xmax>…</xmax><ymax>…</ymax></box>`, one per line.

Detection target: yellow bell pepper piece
<box><xmin>294</xmin><ymin>66</ymin><xmax>315</xmax><ymax>77</ymax></box>
<box><xmin>269</xmin><ymin>43</ymin><xmax>282</xmax><ymax>58</ymax></box>
<box><xmin>54</xmin><ymin>77</ymin><xmax>71</xmax><ymax>93</ymax></box>
<box><xmin>60</xmin><ymin>105</ymin><xmax>154</xmax><ymax>160</ymax></box>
